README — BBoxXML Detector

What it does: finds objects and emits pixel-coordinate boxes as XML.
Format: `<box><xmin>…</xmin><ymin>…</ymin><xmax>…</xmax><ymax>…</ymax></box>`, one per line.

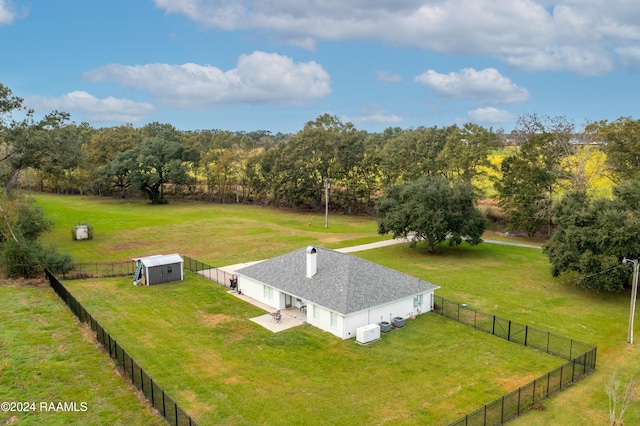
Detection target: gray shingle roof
<box><xmin>235</xmin><ymin>246</ymin><xmax>439</xmax><ymax>315</ymax></box>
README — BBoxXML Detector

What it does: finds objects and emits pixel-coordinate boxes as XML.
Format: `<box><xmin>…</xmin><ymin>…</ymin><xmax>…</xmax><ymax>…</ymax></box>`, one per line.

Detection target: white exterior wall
<box><xmin>236</xmin><ymin>275</ymin><xmax>436</xmax><ymax>340</ymax></box>
<box><xmin>237</xmin><ymin>276</ymin><xmax>280</xmax><ymax>310</ymax></box>
<box><xmin>343</xmin><ymin>291</ymin><xmax>436</xmax><ymax>339</ymax></box>
<box><xmin>308</xmin><ymin>304</ymin><xmax>345</xmax><ymax>339</ymax></box>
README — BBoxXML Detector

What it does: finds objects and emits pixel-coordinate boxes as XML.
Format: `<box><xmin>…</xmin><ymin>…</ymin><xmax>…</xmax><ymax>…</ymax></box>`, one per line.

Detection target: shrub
<box><xmin>1</xmin><ymin>239</ymin><xmax>72</xmax><ymax>278</ymax></box>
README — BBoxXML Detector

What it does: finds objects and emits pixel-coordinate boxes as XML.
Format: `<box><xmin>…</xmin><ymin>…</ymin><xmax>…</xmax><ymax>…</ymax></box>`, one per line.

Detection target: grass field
<box><xmin>34</xmin><ymin>194</ymin><xmax>388</xmax><ymax>264</ymax></box>
<box><xmin>357</xmin><ymin>244</ymin><xmax>640</xmax><ymax>425</ymax></box>
<box><xmin>14</xmin><ymin>193</ymin><xmax>640</xmax><ymax>424</ymax></box>
<box><xmin>0</xmin><ymin>283</ymin><xmax>163</xmax><ymax>426</ymax></box>
<box><xmin>61</xmin><ymin>273</ymin><xmax>563</xmax><ymax>425</ymax></box>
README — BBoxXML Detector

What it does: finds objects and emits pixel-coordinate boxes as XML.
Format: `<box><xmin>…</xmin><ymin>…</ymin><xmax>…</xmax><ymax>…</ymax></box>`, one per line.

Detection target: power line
<box><xmin>553</xmin><ymin>264</ymin><xmax>626</xmax><ymax>286</ymax></box>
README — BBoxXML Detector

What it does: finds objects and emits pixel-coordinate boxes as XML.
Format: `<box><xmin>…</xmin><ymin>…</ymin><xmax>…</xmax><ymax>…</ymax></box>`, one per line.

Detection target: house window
<box><xmin>263</xmin><ymin>285</ymin><xmax>273</xmax><ymax>300</ymax></box>
<box><xmin>330</xmin><ymin>312</ymin><xmax>337</xmax><ymax>328</ymax></box>
<box><xmin>313</xmin><ymin>305</ymin><xmax>320</xmax><ymax>321</ymax></box>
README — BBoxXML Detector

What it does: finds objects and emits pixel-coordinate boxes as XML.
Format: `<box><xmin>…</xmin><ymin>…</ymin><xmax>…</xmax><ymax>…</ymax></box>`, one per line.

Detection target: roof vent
<box><xmin>306</xmin><ymin>246</ymin><xmax>317</xmax><ymax>278</ymax></box>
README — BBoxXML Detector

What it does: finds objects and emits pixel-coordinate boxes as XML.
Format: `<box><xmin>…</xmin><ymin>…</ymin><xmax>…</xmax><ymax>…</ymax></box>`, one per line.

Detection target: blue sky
<box><xmin>1</xmin><ymin>0</ymin><xmax>639</xmax><ymax>134</ymax></box>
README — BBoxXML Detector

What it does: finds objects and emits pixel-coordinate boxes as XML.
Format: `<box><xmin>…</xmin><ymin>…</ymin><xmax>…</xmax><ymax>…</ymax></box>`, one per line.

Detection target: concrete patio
<box><xmin>228</xmin><ymin>290</ymin><xmax>306</xmax><ymax>333</ymax></box>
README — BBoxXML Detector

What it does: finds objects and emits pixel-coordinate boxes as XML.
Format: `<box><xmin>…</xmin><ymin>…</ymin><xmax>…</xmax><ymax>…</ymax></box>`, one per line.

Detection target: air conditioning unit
<box><xmin>356</xmin><ymin>324</ymin><xmax>380</xmax><ymax>344</ymax></box>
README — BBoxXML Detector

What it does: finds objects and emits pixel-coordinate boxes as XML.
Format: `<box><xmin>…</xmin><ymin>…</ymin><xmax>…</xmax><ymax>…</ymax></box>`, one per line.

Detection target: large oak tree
<box><xmin>377</xmin><ymin>176</ymin><xmax>485</xmax><ymax>253</ymax></box>
<box><xmin>101</xmin><ymin>136</ymin><xmax>191</xmax><ymax>204</ymax></box>
<box><xmin>543</xmin><ymin>181</ymin><xmax>640</xmax><ymax>292</ymax></box>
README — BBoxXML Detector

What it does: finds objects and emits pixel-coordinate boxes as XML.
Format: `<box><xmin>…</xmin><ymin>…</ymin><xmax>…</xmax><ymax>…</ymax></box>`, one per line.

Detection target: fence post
<box><xmin>44</xmin><ymin>268</ymin><xmax>196</xmax><ymax>426</ymax></box>
<box><xmin>525</xmin><ymin>325</ymin><xmax>529</xmax><ymax>347</ymax></box>
<box><xmin>547</xmin><ymin>331</ymin><xmax>550</xmax><ymax>353</ymax></box>
<box><xmin>508</xmin><ymin>320</ymin><xmax>512</xmax><ymax>341</ymax></box>
<box><xmin>570</xmin><ymin>339</ymin><xmax>573</xmax><ymax>360</ymax></box>
<box><xmin>492</xmin><ymin>315</ymin><xmax>496</xmax><ymax>335</ymax></box>
<box><xmin>517</xmin><ymin>387</ymin><xmax>521</xmax><ymax>415</ymax></box>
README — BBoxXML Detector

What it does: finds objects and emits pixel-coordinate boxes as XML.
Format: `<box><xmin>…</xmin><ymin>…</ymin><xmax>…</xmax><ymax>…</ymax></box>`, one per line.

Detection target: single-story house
<box><xmin>133</xmin><ymin>254</ymin><xmax>184</xmax><ymax>286</ymax></box>
<box><xmin>234</xmin><ymin>246</ymin><xmax>439</xmax><ymax>339</ymax></box>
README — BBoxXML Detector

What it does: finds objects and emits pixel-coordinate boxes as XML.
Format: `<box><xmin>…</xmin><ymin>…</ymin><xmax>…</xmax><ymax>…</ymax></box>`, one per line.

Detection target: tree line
<box><xmin>2</xmin><ymin>82</ymin><xmax>640</xmax><ymax>290</ymax></box>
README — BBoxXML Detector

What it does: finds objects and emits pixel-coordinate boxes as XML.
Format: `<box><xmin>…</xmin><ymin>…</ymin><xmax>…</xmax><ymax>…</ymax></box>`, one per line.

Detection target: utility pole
<box><xmin>623</xmin><ymin>257</ymin><xmax>639</xmax><ymax>344</ymax></box>
<box><xmin>324</xmin><ymin>178</ymin><xmax>331</xmax><ymax>229</ymax></box>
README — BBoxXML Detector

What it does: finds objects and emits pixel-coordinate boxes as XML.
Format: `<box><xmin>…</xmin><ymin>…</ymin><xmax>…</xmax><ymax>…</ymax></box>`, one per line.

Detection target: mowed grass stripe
<box><xmin>33</xmin><ymin>194</ymin><xmax>640</xmax><ymax>424</ymax></box>
<box><xmin>63</xmin><ymin>273</ymin><xmax>562</xmax><ymax>425</ymax></box>
<box><xmin>34</xmin><ymin>194</ymin><xmax>387</xmax><ymax>264</ymax></box>
<box><xmin>0</xmin><ymin>284</ymin><xmax>163</xmax><ymax>426</ymax></box>
<box><xmin>356</xmin><ymin>243</ymin><xmax>640</xmax><ymax>425</ymax></box>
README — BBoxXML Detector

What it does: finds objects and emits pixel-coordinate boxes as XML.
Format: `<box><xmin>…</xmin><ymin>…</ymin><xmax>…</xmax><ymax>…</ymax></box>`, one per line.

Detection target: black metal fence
<box><xmin>435</xmin><ymin>296</ymin><xmax>597</xmax><ymax>426</ymax></box>
<box><xmin>182</xmin><ymin>256</ymin><xmax>236</xmax><ymax>288</ymax></box>
<box><xmin>61</xmin><ymin>261</ymin><xmax>135</xmax><ymax>279</ymax></box>
<box><xmin>45</xmin><ymin>269</ymin><xmax>198</xmax><ymax>426</ymax></box>
<box><xmin>49</xmin><ymin>258</ymin><xmax>597</xmax><ymax>425</ymax></box>
<box><xmin>64</xmin><ymin>257</ymin><xmax>237</xmax><ymax>284</ymax></box>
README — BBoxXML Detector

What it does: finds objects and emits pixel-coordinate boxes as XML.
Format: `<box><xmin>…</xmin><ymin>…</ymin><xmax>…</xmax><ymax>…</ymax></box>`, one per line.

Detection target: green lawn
<box><xmin>26</xmin><ymin>193</ymin><xmax>640</xmax><ymax>425</ymax></box>
<box><xmin>62</xmin><ymin>273</ymin><xmax>563</xmax><ymax>425</ymax></box>
<box><xmin>0</xmin><ymin>284</ymin><xmax>163</xmax><ymax>426</ymax></box>
<box><xmin>34</xmin><ymin>194</ymin><xmax>388</xmax><ymax>265</ymax></box>
<box><xmin>355</xmin><ymin>244</ymin><xmax>640</xmax><ymax>425</ymax></box>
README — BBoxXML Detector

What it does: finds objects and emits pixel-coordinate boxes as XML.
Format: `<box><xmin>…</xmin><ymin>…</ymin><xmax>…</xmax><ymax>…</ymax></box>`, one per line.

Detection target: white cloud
<box><xmin>83</xmin><ymin>51</ymin><xmax>331</xmax><ymax>108</ymax></box>
<box><xmin>343</xmin><ymin>104</ymin><xmax>403</xmax><ymax>125</ymax></box>
<box><xmin>376</xmin><ymin>71</ymin><xmax>402</xmax><ymax>83</ymax></box>
<box><xmin>500</xmin><ymin>46</ymin><xmax>616</xmax><ymax>75</ymax></box>
<box><xmin>616</xmin><ymin>46</ymin><xmax>640</xmax><ymax>69</ymax></box>
<box><xmin>28</xmin><ymin>91</ymin><xmax>155</xmax><ymax>123</ymax></box>
<box><xmin>468</xmin><ymin>107</ymin><xmax>516</xmax><ymax>124</ymax></box>
<box><xmin>0</xmin><ymin>0</ymin><xmax>26</xmax><ymax>25</ymax></box>
<box><xmin>0</xmin><ymin>1</ymin><xmax>13</xmax><ymax>24</ymax></box>
<box><xmin>154</xmin><ymin>0</ymin><xmax>640</xmax><ymax>75</ymax></box>
<box><xmin>414</xmin><ymin>68</ymin><xmax>530</xmax><ymax>105</ymax></box>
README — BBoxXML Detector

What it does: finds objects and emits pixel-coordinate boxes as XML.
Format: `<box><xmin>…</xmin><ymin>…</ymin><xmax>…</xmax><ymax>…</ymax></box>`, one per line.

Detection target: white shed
<box><xmin>73</xmin><ymin>225</ymin><xmax>90</xmax><ymax>240</ymax></box>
